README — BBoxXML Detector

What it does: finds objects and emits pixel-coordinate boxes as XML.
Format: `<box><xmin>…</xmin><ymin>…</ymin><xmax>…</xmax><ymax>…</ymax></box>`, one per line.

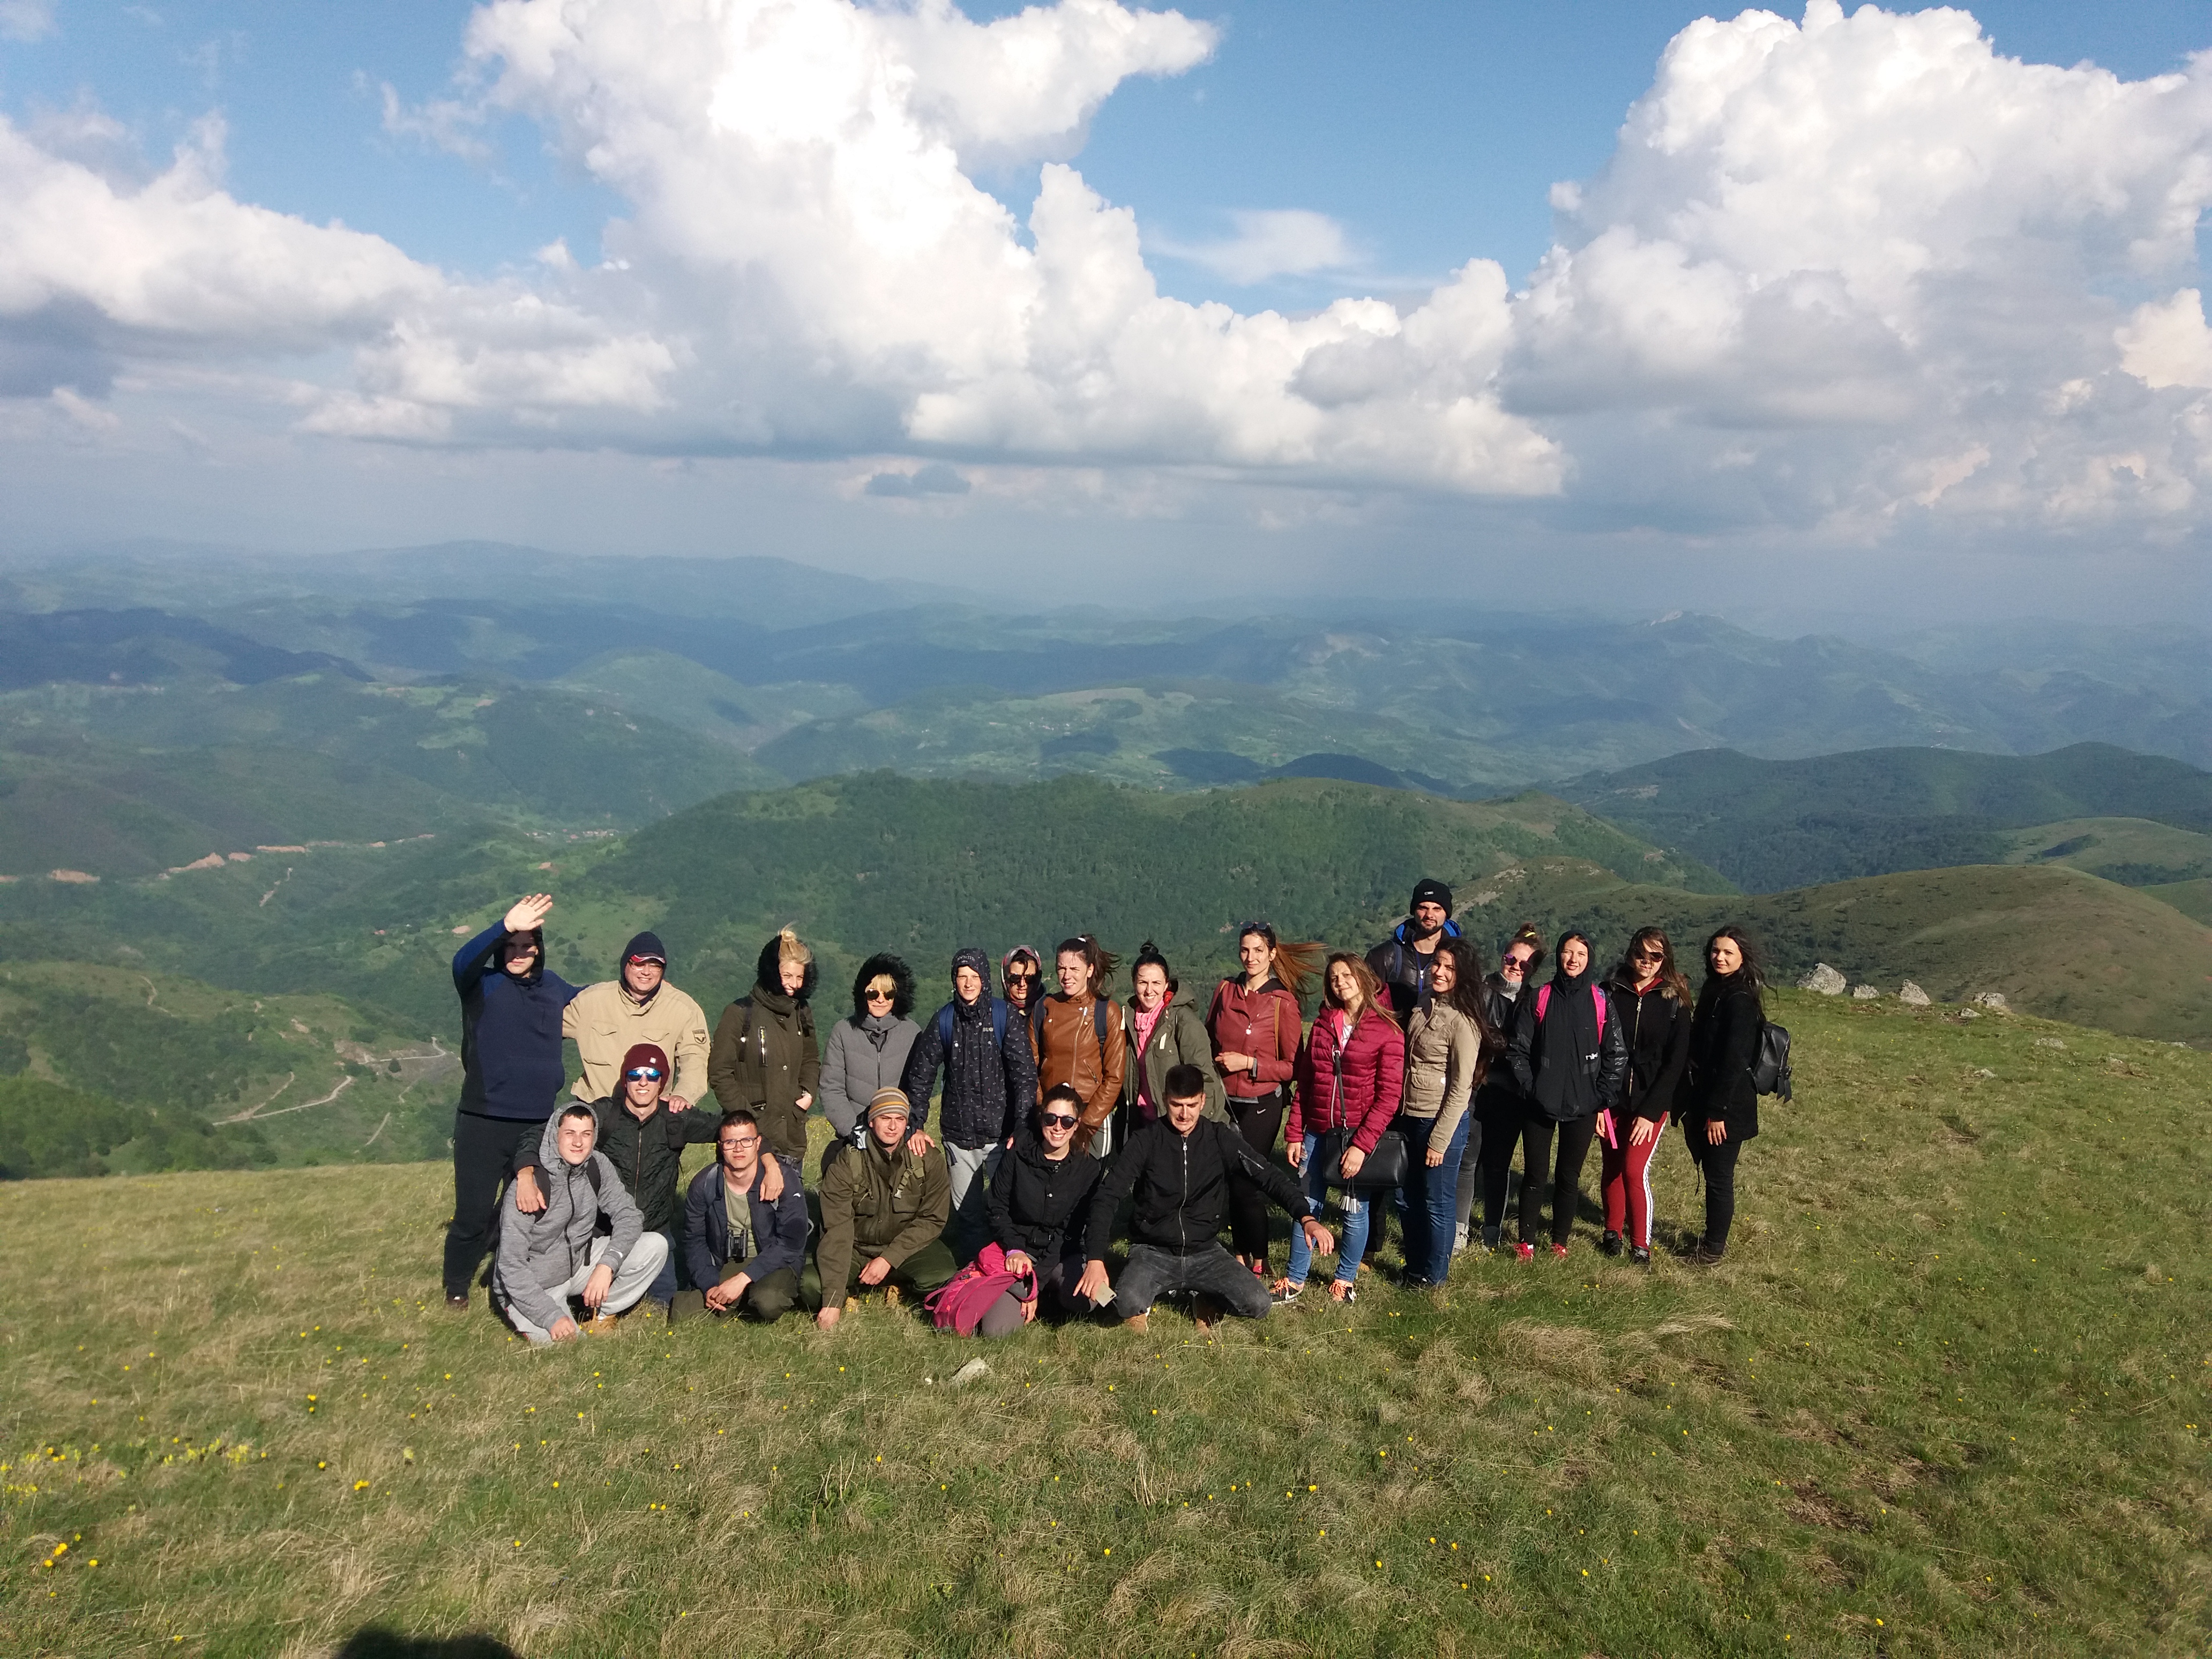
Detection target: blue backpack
<box><xmin>936</xmin><ymin>996</ymin><xmax>1012</xmax><ymax>1054</ymax></box>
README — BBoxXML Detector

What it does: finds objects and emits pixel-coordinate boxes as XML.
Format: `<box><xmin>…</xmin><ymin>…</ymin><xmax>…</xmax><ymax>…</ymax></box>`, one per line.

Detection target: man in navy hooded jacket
<box><xmin>1366</xmin><ymin>877</ymin><xmax>1463</xmax><ymax>1021</ymax></box>
<box><xmin>444</xmin><ymin>893</ymin><xmax>581</xmax><ymax>1307</ymax></box>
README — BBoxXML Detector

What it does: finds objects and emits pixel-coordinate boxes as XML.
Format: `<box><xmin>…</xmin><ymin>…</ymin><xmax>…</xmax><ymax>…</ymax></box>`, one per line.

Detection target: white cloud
<box><xmin>3</xmin><ymin>0</ymin><xmax>2212</xmax><ymax>548</ymax></box>
<box><xmin>1150</xmin><ymin>208</ymin><xmax>1359</xmax><ymax>284</ymax></box>
<box><xmin>0</xmin><ymin>1</ymin><xmax>55</xmax><ymax>44</ymax></box>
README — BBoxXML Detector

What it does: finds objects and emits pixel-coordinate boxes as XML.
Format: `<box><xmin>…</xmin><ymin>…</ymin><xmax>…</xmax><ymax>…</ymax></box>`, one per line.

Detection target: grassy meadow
<box><xmin>1</xmin><ymin>989</ymin><xmax>2207</xmax><ymax>1657</ymax></box>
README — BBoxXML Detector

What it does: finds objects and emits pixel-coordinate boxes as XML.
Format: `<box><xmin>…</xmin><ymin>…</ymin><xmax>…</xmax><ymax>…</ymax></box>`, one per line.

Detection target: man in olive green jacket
<box><xmin>809</xmin><ymin>1089</ymin><xmax>954</xmax><ymax>1328</ymax></box>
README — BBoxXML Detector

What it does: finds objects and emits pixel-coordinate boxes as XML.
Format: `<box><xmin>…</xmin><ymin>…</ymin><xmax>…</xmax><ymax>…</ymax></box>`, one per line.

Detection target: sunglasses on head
<box><xmin>624</xmin><ymin>1067</ymin><xmax>663</xmax><ymax>1081</ymax></box>
<box><xmin>1040</xmin><ymin>1111</ymin><xmax>1080</xmax><ymax>1129</ymax></box>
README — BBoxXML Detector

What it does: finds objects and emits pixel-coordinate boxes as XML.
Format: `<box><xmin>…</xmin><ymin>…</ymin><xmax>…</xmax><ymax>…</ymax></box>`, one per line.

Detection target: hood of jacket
<box><xmin>848</xmin><ymin>952</ymin><xmax>916</xmax><ymax>1021</ymax></box>
<box><xmin>753</xmin><ymin>937</ymin><xmax>818</xmax><ymax>1006</ymax></box>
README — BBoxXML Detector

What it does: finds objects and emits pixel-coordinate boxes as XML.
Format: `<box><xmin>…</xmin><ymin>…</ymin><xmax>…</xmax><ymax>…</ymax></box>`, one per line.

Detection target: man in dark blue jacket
<box><xmin>444</xmin><ymin>893</ymin><xmax>581</xmax><ymax>1307</ymax></box>
<box><xmin>900</xmin><ymin>945</ymin><xmax>1036</xmax><ymax>1260</ymax></box>
<box><xmin>1366</xmin><ymin>877</ymin><xmax>1462</xmax><ymax>1020</ymax></box>
<box><xmin>671</xmin><ymin>1109</ymin><xmax>810</xmax><ymax>1323</ymax></box>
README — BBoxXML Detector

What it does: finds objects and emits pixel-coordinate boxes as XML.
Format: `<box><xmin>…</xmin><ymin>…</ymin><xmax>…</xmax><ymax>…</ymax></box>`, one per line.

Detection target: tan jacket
<box><xmin>1401</xmin><ymin>1000</ymin><xmax>1482</xmax><ymax>1156</ymax></box>
<box><xmin>563</xmin><ymin>980</ymin><xmax>711</xmax><ymax>1106</ymax></box>
<box><xmin>1030</xmin><ymin>992</ymin><xmax>1126</xmax><ymax>1137</ymax></box>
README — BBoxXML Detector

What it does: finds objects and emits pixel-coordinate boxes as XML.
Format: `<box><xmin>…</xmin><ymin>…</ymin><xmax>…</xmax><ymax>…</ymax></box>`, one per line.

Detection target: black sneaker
<box><xmin>1597</xmin><ymin>1231</ymin><xmax>1624</xmax><ymax>1257</ymax></box>
<box><xmin>1629</xmin><ymin>1245</ymin><xmax>1651</xmax><ymax>1266</ymax></box>
<box><xmin>445</xmin><ymin>1293</ymin><xmax>468</xmax><ymax>1310</ymax></box>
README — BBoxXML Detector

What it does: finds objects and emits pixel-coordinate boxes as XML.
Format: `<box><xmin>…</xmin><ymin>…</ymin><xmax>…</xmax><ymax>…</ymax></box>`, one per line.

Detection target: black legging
<box><xmin>1479</xmin><ymin>1109</ymin><xmax>1598</xmax><ymax>1245</ymax></box>
<box><xmin>1690</xmin><ymin>1134</ymin><xmax>1743</xmax><ymax>1249</ymax></box>
<box><xmin>442</xmin><ymin>1109</ymin><xmax>544</xmax><ymax>1298</ymax></box>
<box><xmin>1227</xmin><ymin>1092</ymin><xmax>1287</xmax><ymax>1260</ymax></box>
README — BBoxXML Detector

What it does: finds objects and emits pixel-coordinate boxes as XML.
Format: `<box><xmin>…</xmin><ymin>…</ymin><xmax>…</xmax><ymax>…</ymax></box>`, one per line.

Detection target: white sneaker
<box><xmin>1452</xmin><ymin>1223</ymin><xmax>1469</xmax><ymax>1254</ymax></box>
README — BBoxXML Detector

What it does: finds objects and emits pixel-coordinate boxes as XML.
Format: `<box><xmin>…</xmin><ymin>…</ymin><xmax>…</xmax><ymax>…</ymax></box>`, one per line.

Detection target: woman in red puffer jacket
<box><xmin>1279</xmin><ymin>953</ymin><xmax>1404</xmax><ymax>1304</ymax></box>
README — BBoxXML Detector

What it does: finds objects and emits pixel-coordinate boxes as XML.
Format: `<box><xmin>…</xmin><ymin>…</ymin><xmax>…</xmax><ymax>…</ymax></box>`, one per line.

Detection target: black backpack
<box><xmin>1752</xmin><ymin>1021</ymin><xmax>1792</xmax><ymax>1101</ymax></box>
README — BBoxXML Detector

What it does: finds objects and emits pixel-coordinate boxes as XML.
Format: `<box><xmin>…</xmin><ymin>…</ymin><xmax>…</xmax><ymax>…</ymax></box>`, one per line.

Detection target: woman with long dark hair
<box><xmin>1029</xmin><ymin>934</ymin><xmax>1126</xmax><ymax>1157</ymax></box>
<box><xmin>1279</xmin><ymin>953</ymin><xmax>1403</xmax><ymax>1303</ymax></box>
<box><xmin>1456</xmin><ymin>923</ymin><xmax>1540</xmax><ymax>1252</ymax></box>
<box><xmin>1395</xmin><ymin>935</ymin><xmax>1493</xmax><ymax>1287</ymax></box>
<box><xmin>1125</xmin><ymin>941</ymin><xmax>1228</xmax><ymax>1127</ymax></box>
<box><xmin>1680</xmin><ymin>925</ymin><xmax>1766</xmax><ymax>1264</ymax></box>
<box><xmin>976</xmin><ymin>1082</ymin><xmax>1104</xmax><ymax>1336</ymax></box>
<box><xmin>1496</xmin><ymin>930</ymin><xmax>1627</xmax><ymax>1259</ymax></box>
<box><xmin>1208</xmin><ymin>922</ymin><xmax>1317</xmax><ymax>1278</ymax></box>
<box><xmin>1597</xmin><ymin>928</ymin><xmax>1692</xmax><ymax>1265</ymax></box>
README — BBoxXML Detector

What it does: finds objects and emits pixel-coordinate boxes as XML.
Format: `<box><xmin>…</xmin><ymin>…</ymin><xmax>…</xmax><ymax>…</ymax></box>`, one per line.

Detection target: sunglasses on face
<box><xmin>624</xmin><ymin>1067</ymin><xmax>663</xmax><ymax>1081</ymax></box>
<box><xmin>1630</xmin><ymin>949</ymin><xmax>1664</xmax><ymax>963</ymax></box>
<box><xmin>1041</xmin><ymin>1112</ymin><xmax>1080</xmax><ymax>1129</ymax></box>
<box><xmin>1504</xmin><ymin>955</ymin><xmax>1532</xmax><ymax>970</ymax></box>
<box><xmin>865</xmin><ymin>988</ymin><xmax>894</xmax><ymax>1001</ymax></box>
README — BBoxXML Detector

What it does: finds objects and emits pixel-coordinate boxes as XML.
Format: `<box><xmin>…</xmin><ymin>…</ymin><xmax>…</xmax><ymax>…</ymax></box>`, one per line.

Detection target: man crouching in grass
<box><xmin>1075</xmin><ymin>1064</ymin><xmax>1332</xmax><ymax>1334</ymax></box>
<box><xmin>670</xmin><ymin>1110</ymin><xmax>809</xmax><ymax>1325</ymax></box>
<box><xmin>810</xmin><ymin>1088</ymin><xmax>955</xmax><ymax>1329</ymax></box>
<box><xmin>493</xmin><ymin>1103</ymin><xmax>669</xmax><ymax>1344</ymax></box>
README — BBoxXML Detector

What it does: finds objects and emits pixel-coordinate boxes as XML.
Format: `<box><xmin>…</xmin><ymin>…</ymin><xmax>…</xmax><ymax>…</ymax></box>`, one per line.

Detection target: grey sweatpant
<box><xmin>503</xmin><ymin>1232</ymin><xmax>669</xmax><ymax>1346</ymax></box>
<box><xmin>946</xmin><ymin>1142</ymin><xmax>1004</xmax><ymax>1260</ymax></box>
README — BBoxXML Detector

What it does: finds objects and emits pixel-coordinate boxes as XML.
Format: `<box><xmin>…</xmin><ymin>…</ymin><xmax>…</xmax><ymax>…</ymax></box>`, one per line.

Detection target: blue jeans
<box><xmin>1399</xmin><ymin>1110</ymin><xmax>1470</xmax><ymax>1284</ymax></box>
<box><xmin>1284</xmin><ymin>1133</ymin><xmax>1372</xmax><ymax>1287</ymax></box>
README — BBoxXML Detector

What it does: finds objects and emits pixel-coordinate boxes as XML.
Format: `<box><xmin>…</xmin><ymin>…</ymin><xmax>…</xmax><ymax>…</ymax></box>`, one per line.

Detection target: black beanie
<box><xmin>622</xmin><ymin>931</ymin><xmax>668</xmax><ymax>967</ymax></box>
<box><xmin>1410</xmin><ymin>877</ymin><xmax>1453</xmax><ymax>918</ymax></box>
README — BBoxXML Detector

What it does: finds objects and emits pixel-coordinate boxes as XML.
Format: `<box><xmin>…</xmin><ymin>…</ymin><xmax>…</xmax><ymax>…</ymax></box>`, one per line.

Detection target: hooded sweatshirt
<box><xmin>562</xmin><ymin>933</ymin><xmax>711</xmax><ymax>1107</ymax></box>
<box><xmin>452</xmin><ymin>919</ymin><xmax>580</xmax><ymax>1119</ymax></box>
<box><xmin>1508</xmin><ymin>963</ymin><xmax>1630</xmax><ymax>1122</ymax></box>
<box><xmin>707</xmin><ymin>937</ymin><xmax>821</xmax><ymax>1162</ymax></box>
<box><xmin>491</xmin><ymin>1135</ymin><xmax>645</xmax><ymax>1333</ymax></box>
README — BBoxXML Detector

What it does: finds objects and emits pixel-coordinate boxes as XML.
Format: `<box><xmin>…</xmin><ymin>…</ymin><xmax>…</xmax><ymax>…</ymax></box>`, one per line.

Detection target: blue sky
<box><xmin>9</xmin><ymin>2</ymin><xmax>2204</xmax><ymax>300</ymax></box>
<box><xmin>3</xmin><ymin>2</ymin><xmax>2211</xmax><ymax>621</ymax></box>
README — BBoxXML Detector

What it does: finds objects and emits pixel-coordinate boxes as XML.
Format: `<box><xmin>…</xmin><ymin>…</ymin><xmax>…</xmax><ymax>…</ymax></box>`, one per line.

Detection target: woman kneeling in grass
<box><xmin>976</xmin><ymin>1084</ymin><xmax>1103</xmax><ymax>1336</ymax></box>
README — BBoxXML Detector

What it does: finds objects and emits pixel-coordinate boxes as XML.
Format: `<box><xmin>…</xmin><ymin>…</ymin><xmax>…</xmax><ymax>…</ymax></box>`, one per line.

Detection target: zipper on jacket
<box><xmin>1178</xmin><ymin>1135</ymin><xmax>1189</xmax><ymax>1257</ymax></box>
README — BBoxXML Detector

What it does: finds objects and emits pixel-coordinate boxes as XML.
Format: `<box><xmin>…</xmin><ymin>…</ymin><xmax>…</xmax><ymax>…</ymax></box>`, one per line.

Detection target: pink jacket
<box><xmin>1289</xmin><ymin>1006</ymin><xmax>1404</xmax><ymax>1154</ymax></box>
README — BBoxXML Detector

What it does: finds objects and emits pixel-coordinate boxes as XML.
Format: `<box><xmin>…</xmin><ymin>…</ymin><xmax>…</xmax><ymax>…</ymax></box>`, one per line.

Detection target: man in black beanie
<box><xmin>1366</xmin><ymin>877</ymin><xmax>1462</xmax><ymax>1020</ymax></box>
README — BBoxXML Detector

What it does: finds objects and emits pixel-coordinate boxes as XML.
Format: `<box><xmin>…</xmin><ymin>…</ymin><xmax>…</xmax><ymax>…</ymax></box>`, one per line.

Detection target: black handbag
<box><xmin>1325</xmin><ymin>1127</ymin><xmax>1408</xmax><ymax>1193</ymax></box>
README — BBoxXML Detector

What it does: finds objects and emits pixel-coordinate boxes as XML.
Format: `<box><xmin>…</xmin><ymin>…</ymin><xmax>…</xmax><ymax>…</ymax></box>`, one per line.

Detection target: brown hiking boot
<box><xmin>1123</xmin><ymin>1311</ymin><xmax>1149</xmax><ymax>1335</ymax></box>
<box><xmin>843</xmin><ymin>1296</ymin><xmax>863</xmax><ymax>1314</ymax></box>
<box><xmin>584</xmin><ymin>1313</ymin><xmax>619</xmax><ymax>1335</ymax></box>
<box><xmin>1193</xmin><ymin>1296</ymin><xmax>1224</xmax><ymax>1335</ymax></box>
<box><xmin>882</xmin><ymin>1284</ymin><xmax>901</xmax><ymax>1309</ymax></box>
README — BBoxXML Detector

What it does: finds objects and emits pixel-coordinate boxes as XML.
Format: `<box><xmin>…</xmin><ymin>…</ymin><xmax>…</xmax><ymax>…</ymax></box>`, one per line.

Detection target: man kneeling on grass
<box><xmin>1075</xmin><ymin>1064</ymin><xmax>1333</xmax><ymax>1334</ymax></box>
<box><xmin>494</xmin><ymin>1103</ymin><xmax>669</xmax><ymax>1344</ymax></box>
<box><xmin>810</xmin><ymin>1088</ymin><xmax>956</xmax><ymax>1329</ymax></box>
<box><xmin>671</xmin><ymin>1110</ymin><xmax>809</xmax><ymax>1324</ymax></box>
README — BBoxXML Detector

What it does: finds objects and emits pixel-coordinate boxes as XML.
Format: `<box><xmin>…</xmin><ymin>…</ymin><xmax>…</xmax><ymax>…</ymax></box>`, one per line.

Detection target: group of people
<box><xmin>443</xmin><ymin>880</ymin><xmax>1774</xmax><ymax>1346</ymax></box>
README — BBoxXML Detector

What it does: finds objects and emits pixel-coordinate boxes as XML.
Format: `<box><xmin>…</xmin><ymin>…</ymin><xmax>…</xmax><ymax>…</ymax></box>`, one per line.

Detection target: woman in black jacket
<box><xmin>1598</xmin><ymin>928</ymin><xmax>1693</xmax><ymax>1265</ymax></box>
<box><xmin>1496</xmin><ymin>930</ymin><xmax>1628</xmax><ymax>1259</ymax></box>
<box><xmin>1456</xmin><ymin>923</ymin><xmax>1540</xmax><ymax>1251</ymax></box>
<box><xmin>1680</xmin><ymin>925</ymin><xmax>1766</xmax><ymax>1264</ymax></box>
<box><xmin>977</xmin><ymin>1083</ymin><xmax>1103</xmax><ymax>1335</ymax></box>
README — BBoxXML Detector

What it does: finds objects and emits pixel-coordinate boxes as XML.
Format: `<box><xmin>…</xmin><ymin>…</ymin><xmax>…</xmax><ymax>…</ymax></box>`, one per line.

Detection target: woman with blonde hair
<box><xmin>707</xmin><ymin>926</ymin><xmax>821</xmax><ymax>1168</ymax></box>
<box><xmin>1207</xmin><ymin>921</ymin><xmax>1318</xmax><ymax>1277</ymax></box>
<box><xmin>1278</xmin><ymin>953</ymin><xmax>1404</xmax><ymax>1303</ymax></box>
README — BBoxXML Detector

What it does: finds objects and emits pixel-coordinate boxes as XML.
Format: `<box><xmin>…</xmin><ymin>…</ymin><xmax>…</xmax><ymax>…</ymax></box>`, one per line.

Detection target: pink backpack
<box><xmin>924</xmin><ymin>1242</ymin><xmax>1035</xmax><ymax>1335</ymax></box>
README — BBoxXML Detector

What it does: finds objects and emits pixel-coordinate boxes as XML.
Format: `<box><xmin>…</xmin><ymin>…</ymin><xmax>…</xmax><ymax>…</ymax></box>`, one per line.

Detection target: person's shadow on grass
<box><xmin>335</xmin><ymin>1631</ymin><xmax>519</xmax><ymax>1659</ymax></box>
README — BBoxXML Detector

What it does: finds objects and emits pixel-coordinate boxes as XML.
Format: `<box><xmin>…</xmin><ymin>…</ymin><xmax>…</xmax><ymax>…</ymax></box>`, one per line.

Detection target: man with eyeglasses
<box><xmin>672</xmin><ymin>1109</ymin><xmax>810</xmax><ymax>1324</ymax></box>
<box><xmin>511</xmin><ymin>1041</ymin><xmax>731</xmax><ymax>1315</ymax></box>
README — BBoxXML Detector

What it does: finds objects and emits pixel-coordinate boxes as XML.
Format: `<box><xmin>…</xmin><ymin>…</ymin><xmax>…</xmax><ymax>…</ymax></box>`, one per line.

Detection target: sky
<box><xmin>3</xmin><ymin>0</ymin><xmax>2211</xmax><ymax>625</ymax></box>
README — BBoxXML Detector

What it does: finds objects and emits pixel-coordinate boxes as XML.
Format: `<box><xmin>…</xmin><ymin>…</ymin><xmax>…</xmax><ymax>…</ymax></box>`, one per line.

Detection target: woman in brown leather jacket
<box><xmin>1029</xmin><ymin>934</ymin><xmax>1127</xmax><ymax>1157</ymax></box>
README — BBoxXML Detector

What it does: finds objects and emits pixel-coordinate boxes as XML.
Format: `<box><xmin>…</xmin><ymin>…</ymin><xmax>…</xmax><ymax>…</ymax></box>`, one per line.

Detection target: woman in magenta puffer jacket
<box><xmin>1279</xmin><ymin>953</ymin><xmax>1404</xmax><ymax>1304</ymax></box>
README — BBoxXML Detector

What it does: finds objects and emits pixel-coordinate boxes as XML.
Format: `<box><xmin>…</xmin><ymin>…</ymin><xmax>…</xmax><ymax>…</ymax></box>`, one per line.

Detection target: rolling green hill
<box><xmin>1555</xmin><ymin>742</ymin><xmax>2212</xmax><ymax>893</ymax></box>
<box><xmin>1996</xmin><ymin>816</ymin><xmax>2212</xmax><ymax>886</ymax></box>
<box><xmin>1</xmin><ymin>991</ymin><xmax>2204</xmax><ymax>1654</ymax></box>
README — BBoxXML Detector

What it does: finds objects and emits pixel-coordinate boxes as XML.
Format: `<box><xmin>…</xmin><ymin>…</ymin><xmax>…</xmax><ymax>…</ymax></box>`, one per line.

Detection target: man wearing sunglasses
<box><xmin>512</xmin><ymin>1041</ymin><xmax>729</xmax><ymax>1315</ymax></box>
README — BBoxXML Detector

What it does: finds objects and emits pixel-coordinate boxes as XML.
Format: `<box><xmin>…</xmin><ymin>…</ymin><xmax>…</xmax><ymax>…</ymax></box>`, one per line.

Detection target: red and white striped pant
<box><xmin>1600</xmin><ymin>1113</ymin><xmax>1669</xmax><ymax>1249</ymax></box>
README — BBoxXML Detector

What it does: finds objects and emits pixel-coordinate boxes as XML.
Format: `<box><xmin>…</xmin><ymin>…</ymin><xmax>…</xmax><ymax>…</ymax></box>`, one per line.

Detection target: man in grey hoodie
<box><xmin>493</xmin><ymin>1103</ymin><xmax>669</xmax><ymax>1344</ymax></box>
